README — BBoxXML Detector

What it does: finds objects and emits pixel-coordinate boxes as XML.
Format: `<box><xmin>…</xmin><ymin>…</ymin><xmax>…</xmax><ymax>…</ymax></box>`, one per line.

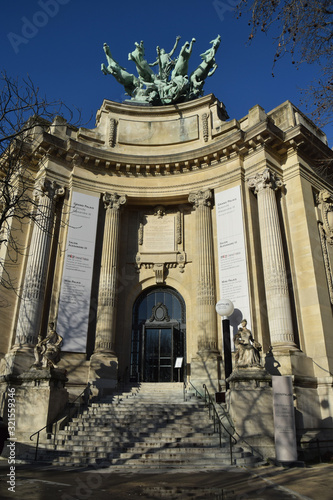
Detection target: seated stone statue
<box><xmin>34</xmin><ymin>322</ymin><xmax>63</xmax><ymax>369</ymax></box>
<box><xmin>234</xmin><ymin>319</ymin><xmax>261</xmax><ymax>368</ymax></box>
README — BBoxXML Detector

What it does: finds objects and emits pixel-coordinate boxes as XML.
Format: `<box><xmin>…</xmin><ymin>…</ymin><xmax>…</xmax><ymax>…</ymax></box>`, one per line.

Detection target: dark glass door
<box><xmin>143</xmin><ymin>327</ymin><xmax>173</xmax><ymax>382</ymax></box>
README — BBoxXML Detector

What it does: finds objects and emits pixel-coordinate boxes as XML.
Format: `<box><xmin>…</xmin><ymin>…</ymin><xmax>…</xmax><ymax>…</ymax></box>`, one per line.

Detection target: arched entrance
<box><xmin>130</xmin><ymin>286</ymin><xmax>186</xmax><ymax>382</ymax></box>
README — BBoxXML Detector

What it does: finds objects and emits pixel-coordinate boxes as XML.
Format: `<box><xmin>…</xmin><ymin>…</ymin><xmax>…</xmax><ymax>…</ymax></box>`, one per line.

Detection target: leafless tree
<box><xmin>0</xmin><ymin>72</ymin><xmax>78</xmax><ymax>297</ymax></box>
<box><xmin>236</xmin><ymin>0</ymin><xmax>333</xmax><ymax>126</ymax></box>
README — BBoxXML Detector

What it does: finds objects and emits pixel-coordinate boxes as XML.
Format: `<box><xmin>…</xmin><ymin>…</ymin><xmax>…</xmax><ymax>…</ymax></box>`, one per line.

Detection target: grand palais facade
<box><xmin>1</xmin><ymin>92</ymin><xmax>333</xmax><ymax>458</ymax></box>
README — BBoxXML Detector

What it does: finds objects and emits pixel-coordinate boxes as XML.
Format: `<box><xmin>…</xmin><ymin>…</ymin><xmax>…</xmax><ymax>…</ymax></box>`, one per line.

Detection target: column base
<box><xmin>88</xmin><ymin>352</ymin><xmax>119</xmax><ymax>399</ymax></box>
<box><xmin>190</xmin><ymin>351</ymin><xmax>221</xmax><ymax>394</ymax></box>
<box><xmin>227</xmin><ymin>367</ymin><xmax>275</xmax><ymax>458</ymax></box>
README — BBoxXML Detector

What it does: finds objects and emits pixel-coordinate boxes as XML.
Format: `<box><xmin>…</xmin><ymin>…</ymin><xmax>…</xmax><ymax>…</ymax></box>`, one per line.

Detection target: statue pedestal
<box><xmin>0</xmin><ymin>346</ymin><xmax>35</xmax><ymax>377</ymax></box>
<box><xmin>0</xmin><ymin>367</ymin><xmax>68</xmax><ymax>443</ymax></box>
<box><xmin>88</xmin><ymin>353</ymin><xmax>118</xmax><ymax>398</ymax></box>
<box><xmin>190</xmin><ymin>351</ymin><xmax>221</xmax><ymax>394</ymax></box>
<box><xmin>227</xmin><ymin>367</ymin><xmax>275</xmax><ymax>458</ymax></box>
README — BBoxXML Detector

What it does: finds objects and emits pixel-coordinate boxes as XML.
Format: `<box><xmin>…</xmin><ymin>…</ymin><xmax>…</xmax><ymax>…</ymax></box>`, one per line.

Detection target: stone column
<box><xmin>15</xmin><ymin>179</ymin><xmax>65</xmax><ymax>347</ymax></box>
<box><xmin>188</xmin><ymin>189</ymin><xmax>217</xmax><ymax>351</ymax></box>
<box><xmin>94</xmin><ymin>192</ymin><xmax>127</xmax><ymax>353</ymax></box>
<box><xmin>89</xmin><ymin>192</ymin><xmax>126</xmax><ymax>395</ymax></box>
<box><xmin>248</xmin><ymin>168</ymin><xmax>297</xmax><ymax>350</ymax></box>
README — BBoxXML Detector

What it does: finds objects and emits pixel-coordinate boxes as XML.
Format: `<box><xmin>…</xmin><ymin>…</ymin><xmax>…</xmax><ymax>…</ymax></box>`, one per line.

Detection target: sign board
<box><xmin>174</xmin><ymin>357</ymin><xmax>183</xmax><ymax>368</ymax></box>
<box><xmin>57</xmin><ymin>191</ymin><xmax>99</xmax><ymax>352</ymax></box>
<box><xmin>215</xmin><ymin>185</ymin><xmax>251</xmax><ymax>340</ymax></box>
<box><xmin>272</xmin><ymin>375</ymin><xmax>298</xmax><ymax>462</ymax></box>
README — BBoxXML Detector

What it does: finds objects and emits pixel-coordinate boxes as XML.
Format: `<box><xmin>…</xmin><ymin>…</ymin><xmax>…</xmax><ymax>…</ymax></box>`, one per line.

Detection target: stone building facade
<box><xmin>1</xmin><ymin>94</ymin><xmax>333</xmax><ymax>453</ymax></box>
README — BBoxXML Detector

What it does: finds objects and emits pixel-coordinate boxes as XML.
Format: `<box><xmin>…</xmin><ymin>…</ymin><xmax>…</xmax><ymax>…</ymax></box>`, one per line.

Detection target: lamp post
<box><xmin>216</xmin><ymin>299</ymin><xmax>234</xmax><ymax>391</ymax></box>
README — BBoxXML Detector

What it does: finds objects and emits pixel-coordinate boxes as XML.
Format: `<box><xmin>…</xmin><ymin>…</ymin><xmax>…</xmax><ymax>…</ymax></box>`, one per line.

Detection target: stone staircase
<box><xmin>33</xmin><ymin>383</ymin><xmax>260</xmax><ymax>468</ymax></box>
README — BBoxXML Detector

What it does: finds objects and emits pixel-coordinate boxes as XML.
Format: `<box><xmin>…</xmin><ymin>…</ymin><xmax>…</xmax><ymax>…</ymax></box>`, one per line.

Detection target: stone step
<box><xmin>69</xmin><ymin>412</ymin><xmax>209</xmax><ymax>421</ymax></box>
<box><xmin>66</xmin><ymin>423</ymin><xmax>215</xmax><ymax>433</ymax></box>
<box><xmin>31</xmin><ymin>383</ymin><xmax>259</xmax><ymax>468</ymax></box>
<box><xmin>54</xmin><ymin>438</ymin><xmax>226</xmax><ymax>452</ymax></box>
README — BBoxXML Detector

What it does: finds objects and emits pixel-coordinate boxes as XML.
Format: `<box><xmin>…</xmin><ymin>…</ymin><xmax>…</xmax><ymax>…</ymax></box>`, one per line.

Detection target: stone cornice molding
<box><xmin>31</xmin><ymin>108</ymin><xmax>332</xmax><ymax>179</ymax></box>
<box><xmin>98</xmin><ymin>93</ymin><xmax>218</xmax><ymax>119</ymax></box>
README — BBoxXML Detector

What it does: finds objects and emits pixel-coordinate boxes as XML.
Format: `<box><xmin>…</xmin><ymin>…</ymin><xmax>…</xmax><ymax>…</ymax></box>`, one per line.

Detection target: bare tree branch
<box><xmin>236</xmin><ymin>0</ymin><xmax>333</xmax><ymax>125</ymax></box>
<box><xmin>0</xmin><ymin>73</ymin><xmax>81</xmax><ymax>301</ymax></box>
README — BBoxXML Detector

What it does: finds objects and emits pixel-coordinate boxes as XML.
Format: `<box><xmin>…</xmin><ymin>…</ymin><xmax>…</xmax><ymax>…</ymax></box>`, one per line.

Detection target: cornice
<box><xmin>31</xmin><ymin>112</ymin><xmax>333</xmax><ymax>180</ymax></box>
<box><xmin>98</xmin><ymin>93</ymin><xmax>219</xmax><ymax>119</ymax></box>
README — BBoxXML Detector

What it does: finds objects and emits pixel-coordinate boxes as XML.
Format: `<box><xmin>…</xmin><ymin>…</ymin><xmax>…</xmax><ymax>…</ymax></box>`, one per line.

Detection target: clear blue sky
<box><xmin>1</xmin><ymin>0</ymin><xmax>332</xmax><ymax>144</ymax></box>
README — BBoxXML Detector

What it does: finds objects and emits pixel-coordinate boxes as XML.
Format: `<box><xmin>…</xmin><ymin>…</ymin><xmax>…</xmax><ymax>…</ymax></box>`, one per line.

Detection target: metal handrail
<box><xmin>188</xmin><ymin>381</ymin><xmax>204</xmax><ymax>399</ymax></box>
<box><xmin>298</xmin><ymin>438</ymin><xmax>333</xmax><ymax>462</ymax></box>
<box><xmin>202</xmin><ymin>384</ymin><xmax>237</xmax><ymax>465</ymax></box>
<box><xmin>30</xmin><ymin>385</ymin><xmax>90</xmax><ymax>461</ymax></box>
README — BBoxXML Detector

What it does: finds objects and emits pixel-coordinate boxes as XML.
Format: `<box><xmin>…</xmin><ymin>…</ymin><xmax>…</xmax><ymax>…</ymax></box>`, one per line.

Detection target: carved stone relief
<box><xmin>202</xmin><ymin>113</ymin><xmax>209</xmax><ymax>142</ymax></box>
<box><xmin>109</xmin><ymin>118</ymin><xmax>117</xmax><ymax>147</ymax></box>
<box><xmin>148</xmin><ymin>302</ymin><xmax>170</xmax><ymax>322</ymax></box>
<box><xmin>135</xmin><ymin>205</ymin><xmax>187</xmax><ymax>282</ymax></box>
<box><xmin>317</xmin><ymin>189</ymin><xmax>333</xmax><ymax>304</ymax></box>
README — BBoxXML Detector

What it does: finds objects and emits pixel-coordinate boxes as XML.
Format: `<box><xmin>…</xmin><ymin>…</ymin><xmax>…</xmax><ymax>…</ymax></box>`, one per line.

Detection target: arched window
<box><xmin>131</xmin><ymin>286</ymin><xmax>186</xmax><ymax>382</ymax></box>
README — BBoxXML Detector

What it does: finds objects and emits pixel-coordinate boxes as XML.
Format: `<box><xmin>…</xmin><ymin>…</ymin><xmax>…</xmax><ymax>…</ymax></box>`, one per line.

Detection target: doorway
<box><xmin>131</xmin><ymin>287</ymin><xmax>186</xmax><ymax>382</ymax></box>
<box><xmin>143</xmin><ymin>327</ymin><xmax>172</xmax><ymax>382</ymax></box>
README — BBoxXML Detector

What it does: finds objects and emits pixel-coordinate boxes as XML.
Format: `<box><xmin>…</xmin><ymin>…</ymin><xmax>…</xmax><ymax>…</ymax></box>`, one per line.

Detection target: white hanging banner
<box><xmin>57</xmin><ymin>191</ymin><xmax>99</xmax><ymax>352</ymax></box>
<box><xmin>215</xmin><ymin>185</ymin><xmax>251</xmax><ymax>339</ymax></box>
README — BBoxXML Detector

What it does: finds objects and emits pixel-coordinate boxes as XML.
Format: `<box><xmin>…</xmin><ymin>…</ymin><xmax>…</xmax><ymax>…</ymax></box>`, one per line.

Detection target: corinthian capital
<box><xmin>34</xmin><ymin>178</ymin><xmax>65</xmax><ymax>201</ymax></box>
<box><xmin>248</xmin><ymin>168</ymin><xmax>283</xmax><ymax>194</ymax></box>
<box><xmin>103</xmin><ymin>192</ymin><xmax>127</xmax><ymax>210</ymax></box>
<box><xmin>188</xmin><ymin>189</ymin><xmax>213</xmax><ymax>208</ymax></box>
